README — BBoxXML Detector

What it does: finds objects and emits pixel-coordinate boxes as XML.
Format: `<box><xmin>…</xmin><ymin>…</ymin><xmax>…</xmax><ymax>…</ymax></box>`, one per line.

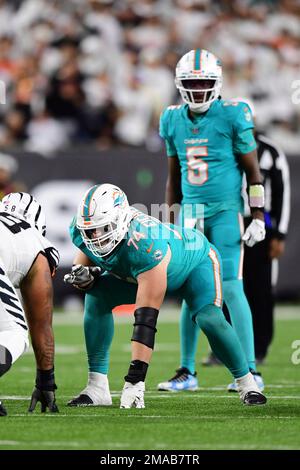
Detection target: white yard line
<box><xmin>4</xmin><ymin>414</ymin><xmax>299</xmax><ymax>419</ymax></box>
<box><xmin>0</xmin><ymin>440</ymin><xmax>296</xmax><ymax>450</ymax></box>
<box><xmin>2</xmin><ymin>392</ymin><xmax>300</xmax><ymax>401</ymax></box>
<box><xmin>24</xmin><ymin>345</ymin><xmax>85</xmax><ymax>355</ymax></box>
<box><xmin>0</xmin><ymin>441</ymin><xmax>20</xmax><ymax>445</ymax></box>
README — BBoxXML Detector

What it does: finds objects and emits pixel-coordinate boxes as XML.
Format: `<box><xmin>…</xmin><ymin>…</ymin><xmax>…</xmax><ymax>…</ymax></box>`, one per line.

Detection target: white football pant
<box><xmin>0</xmin><ymin>259</ymin><xmax>29</xmax><ymax>363</ymax></box>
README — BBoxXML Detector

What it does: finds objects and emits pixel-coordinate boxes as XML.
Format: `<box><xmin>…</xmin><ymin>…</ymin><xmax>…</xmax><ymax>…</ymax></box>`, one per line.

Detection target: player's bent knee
<box><xmin>131</xmin><ymin>307</ymin><xmax>159</xmax><ymax>349</ymax></box>
<box><xmin>0</xmin><ymin>345</ymin><xmax>12</xmax><ymax>377</ymax></box>
<box><xmin>0</xmin><ymin>330</ymin><xmax>28</xmax><ymax>364</ymax></box>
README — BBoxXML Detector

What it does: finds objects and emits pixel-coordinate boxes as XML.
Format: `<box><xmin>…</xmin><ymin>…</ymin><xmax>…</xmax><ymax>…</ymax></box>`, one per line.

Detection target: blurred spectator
<box><xmin>45</xmin><ymin>60</ymin><xmax>85</xmax><ymax>138</ymax></box>
<box><xmin>0</xmin><ymin>0</ymin><xmax>298</xmax><ymax>153</ymax></box>
<box><xmin>114</xmin><ymin>73</ymin><xmax>153</xmax><ymax>146</ymax></box>
<box><xmin>25</xmin><ymin>110</ymin><xmax>70</xmax><ymax>156</ymax></box>
<box><xmin>0</xmin><ymin>152</ymin><xmax>26</xmax><ymax>199</ymax></box>
<box><xmin>0</xmin><ymin>108</ymin><xmax>27</xmax><ymax>146</ymax></box>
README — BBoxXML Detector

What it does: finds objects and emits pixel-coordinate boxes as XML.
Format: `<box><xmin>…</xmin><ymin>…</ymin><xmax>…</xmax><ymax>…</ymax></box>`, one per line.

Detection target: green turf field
<box><xmin>1</xmin><ymin>305</ymin><xmax>300</xmax><ymax>450</ymax></box>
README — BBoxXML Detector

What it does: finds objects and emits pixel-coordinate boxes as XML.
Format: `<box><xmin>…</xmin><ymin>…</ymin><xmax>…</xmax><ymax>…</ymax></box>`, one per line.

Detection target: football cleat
<box><xmin>157</xmin><ymin>367</ymin><xmax>199</xmax><ymax>392</ymax></box>
<box><xmin>243</xmin><ymin>391</ymin><xmax>267</xmax><ymax>406</ymax></box>
<box><xmin>67</xmin><ymin>394</ymin><xmax>94</xmax><ymax>407</ymax></box>
<box><xmin>67</xmin><ymin>391</ymin><xmax>112</xmax><ymax>407</ymax></box>
<box><xmin>0</xmin><ymin>401</ymin><xmax>7</xmax><ymax>416</ymax></box>
<box><xmin>236</xmin><ymin>372</ymin><xmax>267</xmax><ymax>405</ymax></box>
<box><xmin>67</xmin><ymin>382</ymin><xmax>112</xmax><ymax>407</ymax></box>
<box><xmin>228</xmin><ymin>370</ymin><xmax>264</xmax><ymax>393</ymax></box>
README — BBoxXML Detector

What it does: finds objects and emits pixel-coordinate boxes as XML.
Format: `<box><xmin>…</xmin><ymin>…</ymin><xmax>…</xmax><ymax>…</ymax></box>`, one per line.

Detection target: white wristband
<box><xmin>249</xmin><ymin>184</ymin><xmax>264</xmax><ymax>208</ymax></box>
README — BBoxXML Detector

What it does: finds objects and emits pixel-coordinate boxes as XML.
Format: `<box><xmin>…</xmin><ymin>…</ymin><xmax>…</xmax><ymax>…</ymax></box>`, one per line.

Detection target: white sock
<box><xmin>82</xmin><ymin>372</ymin><xmax>112</xmax><ymax>405</ymax></box>
<box><xmin>235</xmin><ymin>372</ymin><xmax>260</xmax><ymax>398</ymax></box>
<box><xmin>87</xmin><ymin>371</ymin><xmax>108</xmax><ymax>388</ymax></box>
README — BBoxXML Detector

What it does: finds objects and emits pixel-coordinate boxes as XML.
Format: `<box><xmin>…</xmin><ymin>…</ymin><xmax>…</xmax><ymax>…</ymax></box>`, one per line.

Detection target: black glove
<box><xmin>28</xmin><ymin>388</ymin><xmax>59</xmax><ymax>413</ymax></box>
<box><xmin>28</xmin><ymin>368</ymin><xmax>59</xmax><ymax>413</ymax></box>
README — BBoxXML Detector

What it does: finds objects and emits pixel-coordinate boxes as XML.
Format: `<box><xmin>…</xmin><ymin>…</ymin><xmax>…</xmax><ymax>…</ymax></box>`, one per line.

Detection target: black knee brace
<box><xmin>131</xmin><ymin>307</ymin><xmax>159</xmax><ymax>349</ymax></box>
<box><xmin>0</xmin><ymin>346</ymin><xmax>12</xmax><ymax>377</ymax></box>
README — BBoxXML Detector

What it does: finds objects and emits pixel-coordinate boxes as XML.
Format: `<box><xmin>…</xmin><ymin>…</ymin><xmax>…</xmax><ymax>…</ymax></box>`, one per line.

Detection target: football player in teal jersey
<box><xmin>158</xmin><ymin>49</ymin><xmax>265</xmax><ymax>392</ymax></box>
<box><xmin>64</xmin><ymin>183</ymin><xmax>266</xmax><ymax>408</ymax></box>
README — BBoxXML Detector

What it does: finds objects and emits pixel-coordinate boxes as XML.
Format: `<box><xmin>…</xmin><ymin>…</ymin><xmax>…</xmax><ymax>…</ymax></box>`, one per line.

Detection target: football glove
<box><xmin>64</xmin><ymin>264</ymin><xmax>102</xmax><ymax>290</ymax></box>
<box><xmin>242</xmin><ymin>218</ymin><xmax>266</xmax><ymax>247</ymax></box>
<box><xmin>28</xmin><ymin>388</ymin><xmax>59</xmax><ymax>413</ymax></box>
<box><xmin>120</xmin><ymin>381</ymin><xmax>145</xmax><ymax>409</ymax></box>
<box><xmin>28</xmin><ymin>368</ymin><xmax>59</xmax><ymax>413</ymax></box>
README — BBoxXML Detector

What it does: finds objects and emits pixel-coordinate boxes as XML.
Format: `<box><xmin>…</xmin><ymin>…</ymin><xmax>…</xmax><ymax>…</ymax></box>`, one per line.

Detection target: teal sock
<box><xmin>195</xmin><ymin>305</ymin><xmax>249</xmax><ymax>378</ymax></box>
<box><xmin>84</xmin><ymin>293</ymin><xmax>114</xmax><ymax>374</ymax></box>
<box><xmin>180</xmin><ymin>300</ymin><xmax>200</xmax><ymax>374</ymax></box>
<box><xmin>223</xmin><ymin>279</ymin><xmax>256</xmax><ymax>371</ymax></box>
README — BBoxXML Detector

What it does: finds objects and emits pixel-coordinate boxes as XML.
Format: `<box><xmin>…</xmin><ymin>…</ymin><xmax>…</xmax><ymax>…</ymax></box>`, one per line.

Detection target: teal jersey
<box><xmin>160</xmin><ymin>99</ymin><xmax>256</xmax><ymax>216</ymax></box>
<box><xmin>70</xmin><ymin>209</ymin><xmax>210</xmax><ymax>292</ymax></box>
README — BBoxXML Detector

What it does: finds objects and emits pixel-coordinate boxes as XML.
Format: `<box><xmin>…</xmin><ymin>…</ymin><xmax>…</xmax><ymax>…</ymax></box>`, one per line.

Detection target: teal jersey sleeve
<box><xmin>127</xmin><ymin>215</ymin><xmax>169</xmax><ymax>279</ymax></box>
<box><xmin>233</xmin><ymin>103</ymin><xmax>257</xmax><ymax>155</ymax></box>
<box><xmin>159</xmin><ymin>109</ymin><xmax>177</xmax><ymax>157</ymax></box>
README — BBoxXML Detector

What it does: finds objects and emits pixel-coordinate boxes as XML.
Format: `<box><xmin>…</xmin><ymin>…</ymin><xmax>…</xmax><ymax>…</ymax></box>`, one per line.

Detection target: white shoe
<box><xmin>120</xmin><ymin>381</ymin><xmax>145</xmax><ymax>409</ymax></box>
<box><xmin>157</xmin><ymin>367</ymin><xmax>199</xmax><ymax>392</ymax></box>
<box><xmin>228</xmin><ymin>370</ymin><xmax>265</xmax><ymax>392</ymax></box>
<box><xmin>68</xmin><ymin>372</ymin><xmax>112</xmax><ymax>407</ymax></box>
<box><xmin>236</xmin><ymin>372</ymin><xmax>267</xmax><ymax>405</ymax></box>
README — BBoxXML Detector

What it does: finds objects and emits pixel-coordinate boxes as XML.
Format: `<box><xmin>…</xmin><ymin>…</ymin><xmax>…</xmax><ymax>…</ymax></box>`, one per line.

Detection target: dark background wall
<box><xmin>9</xmin><ymin>147</ymin><xmax>299</xmax><ymax>304</ymax></box>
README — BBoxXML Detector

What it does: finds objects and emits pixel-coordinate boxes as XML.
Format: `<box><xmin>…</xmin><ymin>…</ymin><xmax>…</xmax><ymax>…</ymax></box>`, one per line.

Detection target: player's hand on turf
<box><xmin>120</xmin><ymin>381</ymin><xmax>145</xmax><ymax>409</ymax></box>
<box><xmin>28</xmin><ymin>388</ymin><xmax>59</xmax><ymax>413</ymax></box>
<box><xmin>242</xmin><ymin>218</ymin><xmax>265</xmax><ymax>247</ymax></box>
<box><xmin>64</xmin><ymin>264</ymin><xmax>102</xmax><ymax>290</ymax></box>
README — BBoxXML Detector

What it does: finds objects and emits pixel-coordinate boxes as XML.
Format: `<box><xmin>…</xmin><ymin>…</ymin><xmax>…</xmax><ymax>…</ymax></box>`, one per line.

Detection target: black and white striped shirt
<box><xmin>244</xmin><ymin>133</ymin><xmax>290</xmax><ymax>239</ymax></box>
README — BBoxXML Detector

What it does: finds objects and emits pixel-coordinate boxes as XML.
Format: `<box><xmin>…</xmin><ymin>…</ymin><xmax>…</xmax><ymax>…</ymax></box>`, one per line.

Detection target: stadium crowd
<box><xmin>0</xmin><ymin>0</ymin><xmax>299</xmax><ymax>155</ymax></box>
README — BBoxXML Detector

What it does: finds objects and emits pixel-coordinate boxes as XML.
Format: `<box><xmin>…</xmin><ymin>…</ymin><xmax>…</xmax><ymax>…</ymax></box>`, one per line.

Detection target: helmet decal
<box><xmin>113</xmin><ymin>191</ymin><xmax>125</xmax><ymax>207</ymax></box>
<box><xmin>82</xmin><ymin>184</ymin><xmax>99</xmax><ymax>223</ymax></box>
<box><xmin>194</xmin><ymin>48</ymin><xmax>201</xmax><ymax>71</ymax></box>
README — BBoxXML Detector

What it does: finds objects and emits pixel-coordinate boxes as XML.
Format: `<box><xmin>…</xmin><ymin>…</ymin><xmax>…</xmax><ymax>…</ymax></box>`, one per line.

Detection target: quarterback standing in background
<box><xmin>158</xmin><ymin>49</ymin><xmax>265</xmax><ymax>392</ymax></box>
<box><xmin>65</xmin><ymin>183</ymin><xmax>266</xmax><ymax>409</ymax></box>
<box><xmin>0</xmin><ymin>193</ymin><xmax>59</xmax><ymax>416</ymax></box>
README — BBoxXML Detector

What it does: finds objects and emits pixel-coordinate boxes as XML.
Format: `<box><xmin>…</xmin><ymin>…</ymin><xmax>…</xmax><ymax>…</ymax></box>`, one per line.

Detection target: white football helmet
<box><xmin>76</xmin><ymin>184</ymin><xmax>131</xmax><ymax>258</ymax></box>
<box><xmin>175</xmin><ymin>49</ymin><xmax>222</xmax><ymax>113</ymax></box>
<box><xmin>0</xmin><ymin>192</ymin><xmax>46</xmax><ymax>235</ymax></box>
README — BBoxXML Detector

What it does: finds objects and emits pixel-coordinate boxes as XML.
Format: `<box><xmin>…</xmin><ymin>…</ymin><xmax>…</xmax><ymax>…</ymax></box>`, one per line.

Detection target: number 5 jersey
<box><xmin>159</xmin><ymin>99</ymin><xmax>257</xmax><ymax>218</ymax></box>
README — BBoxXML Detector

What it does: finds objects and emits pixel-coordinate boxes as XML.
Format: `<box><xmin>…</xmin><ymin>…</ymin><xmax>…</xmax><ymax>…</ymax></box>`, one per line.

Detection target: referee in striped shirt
<box><xmin>243</xmin><ymin>130</ymin><xmax>290</xmax><ymax>364</ymax></box>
